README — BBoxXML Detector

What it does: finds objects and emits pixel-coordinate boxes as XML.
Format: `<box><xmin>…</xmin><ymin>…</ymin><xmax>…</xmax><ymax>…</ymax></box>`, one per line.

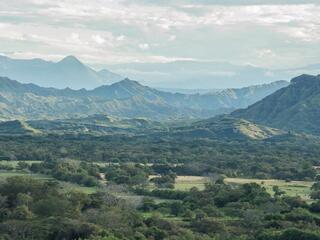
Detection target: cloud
<box><xmin>92</xmin><ymin>34</ymin><xmax>106</xmax><ymax>44</ymax></box>
<box><xmin>168</xmin><ymin>35</ymin><xmax>176</xmax><ymax>41</ymax></box>
<box><xmin>138</xmin><ymin>43</ymin><xmax>150</xmax><ymax>50</ymax></box>
<box><xmin>0</xmin><ymin>0</ymin><xmax>319</xmax><ymax>70</ymax></box>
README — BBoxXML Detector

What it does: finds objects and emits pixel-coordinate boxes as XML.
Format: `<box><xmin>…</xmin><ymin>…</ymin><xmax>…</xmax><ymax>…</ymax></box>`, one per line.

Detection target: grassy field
<box><xmin>173</xmin><ymin>176</ymin><xmax>313</xmax><ymax>200</ymax></box>
<box><xmin>174</xmin><ymin>176</ymin><xmax>209</xmax><ymax>190</ymax></box>
<box><xmin>0</xmin><ymin>160</ymin><xmax>42</xmax><ymax>167</ymax></box>
<box><xmin>225</xmin><ymin>178</ymin><xmax>313</xmax><ymax>200</ymax></box>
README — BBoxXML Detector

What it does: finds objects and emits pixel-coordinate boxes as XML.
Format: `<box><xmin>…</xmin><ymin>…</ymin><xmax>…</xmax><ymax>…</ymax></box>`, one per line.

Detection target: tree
<box><xmin>272</xmin><ymin>186</ymin><xmax>285</xmax><ymax>198</ymax></box>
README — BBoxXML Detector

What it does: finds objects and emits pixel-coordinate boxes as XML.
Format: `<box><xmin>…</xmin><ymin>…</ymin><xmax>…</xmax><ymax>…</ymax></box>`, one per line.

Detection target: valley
<box><xmin>2</xmin><ymin>1</ymin><xmax>320</xmax><ymax>238</ymax></box>
<box><xmin>0</xmin><ymin>73</ymin><xmax>320</xmax><ymax>239</ymax></box>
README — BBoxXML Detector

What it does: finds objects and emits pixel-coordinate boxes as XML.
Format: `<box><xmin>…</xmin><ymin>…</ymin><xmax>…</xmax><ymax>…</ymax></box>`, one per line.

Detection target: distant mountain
<box><xmin>0</xmin><ymin>76</ymin><xmax>288</xmax><ymax>121</ymax></box>
<box><xmin>107</xmin><ymin>60</ymin><xmax>319</xmax><ymax>89</ymax></box>
<box><xmin>169</xmin><ymin>116</ymin><xmax>285</xmax><ymax>140</ymax></box>
<box><xmin>156</xmin><ymin>88</ymin><xmax>219</xmax><ymax>94</ymax></box>
<box><xmin>232</xmin><ymin>74</ymin><xmax>320</xmax><ymax>135</ymax></box>
<box><xmin>0</xmin><ymin>55</ymin><xmax>123</xmax><ymax>89</ymax></box>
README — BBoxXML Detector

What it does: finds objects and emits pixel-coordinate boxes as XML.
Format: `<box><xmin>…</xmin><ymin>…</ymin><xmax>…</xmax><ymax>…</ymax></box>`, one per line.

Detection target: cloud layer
<box><xmin>0</xmin><ymin>0</ymin><xmax>319</xmax><ymax>70</ymax></box>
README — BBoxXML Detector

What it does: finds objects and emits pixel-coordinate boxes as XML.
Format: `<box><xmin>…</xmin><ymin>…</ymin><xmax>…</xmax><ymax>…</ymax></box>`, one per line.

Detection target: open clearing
<box><xmin>174</xmin><ymin>175</ymin><xmax>209</xmax><ymax>190</ymax></box>
<box><xmin>225</xmin><ymin>178</ymin><xmax>313</xmax><ymax>200</ymax></box>
<box><xmin>153</xmin><ymin>175</ymin><xmax>313</xmax><ymax>201</ymax></box>
<box><xmin>174</xmin><ymin>176</ymin><xmax>313</xmax><ymax>200</ymax></box>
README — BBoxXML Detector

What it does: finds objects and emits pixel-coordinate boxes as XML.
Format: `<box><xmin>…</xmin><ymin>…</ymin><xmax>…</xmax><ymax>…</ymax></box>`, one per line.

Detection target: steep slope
<box><xmin>0</xmin><ymin>55</ymin><xmax>123</xmax><ymax>89</ymax></box>
<box><xmin>170</xmin><ymin>116</ymin><xmax>285</xmax><ymax>140</ymax></box>
<box><xmin>156</xmin><ymin>80</ymin><xmax>288</xmax><ymax>110</ymax></box>
<box><xmin>0</xmin><ymin>76</ymin><xmax>288</xmax><ymax>121</ymax></box>
<box><xmin>232</xmin><ymin>74</ymin><xmax>320</xmax><ymax>135</ymax></box>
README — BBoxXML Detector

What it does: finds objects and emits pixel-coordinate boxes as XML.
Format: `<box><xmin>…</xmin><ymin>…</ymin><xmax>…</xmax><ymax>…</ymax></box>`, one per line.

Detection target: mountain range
<box><xmin>1</xmin><ymin>73</ymin><xmax>320</xmax><ymax>139</ymax></box>
<box><xmin>0</xmin><ymin>55</ymin><xmax>123</xmax><ymax>89</ymax></box>
<box><xmin>232</xmin><ymin>74</ymin><xmax>320</xmax><ymax>136</ymax></box>
<box><xmin>0</xmin><ymin>76</ymin><xmax>288</xmax><ymax>121</ymax></box>
<box><xmin>2</xmin><ymin>54</ymin><xmax>319</xmax><ymax>90</ymax></box>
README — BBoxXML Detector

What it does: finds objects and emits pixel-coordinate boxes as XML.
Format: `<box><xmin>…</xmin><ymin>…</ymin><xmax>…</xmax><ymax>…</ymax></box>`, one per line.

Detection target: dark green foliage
<box><xmin>104</xmin><ymin>164</ymin><xmax>149</xmax><ymax>186</ymax></box>
<box><xmin>30</xmin><ymin>160</ymin><xmax>100</xmax><ymax>187</ymax></box>
<box><xmin>257</xmin><ymin>228</ymin><xmax>320</xmax><ymax>240</ymax></box>
<box><xmin>151</xmin><ymin>172</ymin><xmax>177</xmax><ymax>189</ymax></box>
<box><xmin>0</xmin><ymin>131</ymin><xmax>319</xmax><ymax>180</ymax></box>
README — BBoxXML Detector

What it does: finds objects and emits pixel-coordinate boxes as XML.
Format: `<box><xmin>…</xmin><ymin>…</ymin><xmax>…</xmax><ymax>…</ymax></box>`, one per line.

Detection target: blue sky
<box><xmin>0</xmin><ymin>0</ymin><xmax>319</xmax><ymax>69</ymax></box>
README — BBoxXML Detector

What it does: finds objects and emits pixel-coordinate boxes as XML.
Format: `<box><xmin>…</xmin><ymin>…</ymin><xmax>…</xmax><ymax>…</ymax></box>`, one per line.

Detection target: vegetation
<box><xmin>0</xmin><ymin>74</ymin><xmax>320</xmax><ymax>239</ymax></box>
<box><xmin>0</xmin><ymin>131</ymin><xmax>318</xmax><ymax>181</ymax></box>
<box><xmin>0</xmin><ymin>175</ymin><xmax>320</xmax><ymax>240</ymax></box>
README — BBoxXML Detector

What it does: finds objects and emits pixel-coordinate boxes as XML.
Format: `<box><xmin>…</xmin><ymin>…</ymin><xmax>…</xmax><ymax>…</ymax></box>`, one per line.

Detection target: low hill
<box><xmin>27</xmin><ymin>114</ymin><xmax>166</xmax><ymax>135</ymax></box>
<box><xmin>170</xmin><ymin>116</ymin><xmax>285</xmax><ymax>140</ymax></box>
<box><xmin>0</xmin><ymin>120</ymin><xmax>41</xmax><ymax>135</ymax></box>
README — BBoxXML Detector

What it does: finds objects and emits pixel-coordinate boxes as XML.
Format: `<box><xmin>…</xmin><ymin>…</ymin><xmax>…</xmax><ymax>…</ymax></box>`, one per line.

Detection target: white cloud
<box><xmin>92</xmin><ymin>34</ymin><xmax>106</xmax><ymax>44</ymax></box>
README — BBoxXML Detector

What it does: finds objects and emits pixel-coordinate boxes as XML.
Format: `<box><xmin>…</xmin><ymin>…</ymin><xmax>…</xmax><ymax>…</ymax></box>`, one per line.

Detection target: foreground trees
<box><xmin>1</xmin><ymin>176</ymin><xmax>320</xmax><ymax>240</ymax></box>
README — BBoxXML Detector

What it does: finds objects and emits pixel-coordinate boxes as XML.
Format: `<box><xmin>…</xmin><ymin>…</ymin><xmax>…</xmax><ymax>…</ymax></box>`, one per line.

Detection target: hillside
<box><xmin>232</xmin><ymin>74</ymin><xmax>320</xmax><ymax>135</ymax></box>
<box><xmin>0</xmin><ymin>76</ymin><xmax>288</xmax><ymax>121</ymax></box>
<box><xmin>170</xmin><ymin>116</ymin><xmax>285</xmax><ymax>140</ymax></box>
<box><xmin>0</xmin><ymin>55</ymin><xmax>123</xmax><ymax>89</ymax></box>
<box><xmin>0</xmin><ymin>120</ymin><xmax>41</xmax><ymax>135</ymax></box>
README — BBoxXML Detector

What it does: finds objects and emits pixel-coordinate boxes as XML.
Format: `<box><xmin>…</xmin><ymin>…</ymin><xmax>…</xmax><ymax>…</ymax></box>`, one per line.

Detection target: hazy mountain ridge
<box><xmin>0</xmin><ymin>55</ymin><xmax>123</xmax><ymax>89</ymax></box>
<box><xmin>232</xmin><ymin>74</ymin><xmax>320</xmax><ymax>135</ymax></box>
<box><xmin>0</xmin><ymin>76</ymin><xmax>288</xmax><ymax>120</ymax></box>
<box><xmin>107</xmin><ymin>60</ymin><xmax>318</xmax><ymax>89</ymax></box>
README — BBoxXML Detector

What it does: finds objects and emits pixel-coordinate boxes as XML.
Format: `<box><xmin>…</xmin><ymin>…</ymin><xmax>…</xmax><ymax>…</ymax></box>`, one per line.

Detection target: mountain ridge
<box><xmin>0</xmin><ymin>76</ymin><xmax>288</xmax><ymax>121</ymax></box>
<box><xmin>0</xmin><ymin>55</ymin><xmax>123</xmax><ymax>89</ymax></box>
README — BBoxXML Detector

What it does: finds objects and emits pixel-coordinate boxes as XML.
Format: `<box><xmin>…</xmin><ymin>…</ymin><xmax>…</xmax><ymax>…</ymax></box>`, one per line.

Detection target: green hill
<box><xmin>170</xmin><ymin>116</ymin><xmax>285</xmax><ymax>140</ymax></box>
<box><xmin>232</xmin><ymin>74</ymin><xmax>320</xmax><ymax>136</ymax></box>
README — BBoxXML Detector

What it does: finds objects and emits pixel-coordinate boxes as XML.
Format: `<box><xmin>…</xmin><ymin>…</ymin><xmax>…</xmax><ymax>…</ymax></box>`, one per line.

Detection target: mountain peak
<box><xmin>113</xmin><ymin>78</ymin><xmax>141</xmax><ymax>87</ymax></box>
<box><xmin>291</xmin><ymin>74</ymin><xmax>320</xmax><ymax>84</ymax></box>
<box><xmin>58</xmin><ymin>55</ymin><xmax>83</xmax><ymax>65</ymax></box>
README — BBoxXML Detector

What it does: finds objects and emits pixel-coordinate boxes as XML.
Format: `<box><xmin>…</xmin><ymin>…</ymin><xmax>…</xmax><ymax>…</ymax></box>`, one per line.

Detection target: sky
<box><xmin>0</xmin><ymin>0</ymin><xmax>320</xmax><ymax>70</ymax></box>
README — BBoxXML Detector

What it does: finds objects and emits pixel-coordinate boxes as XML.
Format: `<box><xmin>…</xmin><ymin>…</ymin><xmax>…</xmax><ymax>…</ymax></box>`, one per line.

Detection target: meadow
<box><xmin>173</xmin><ymin>175</ymin><xmax>313</xmax><ymax>200</ymax></box>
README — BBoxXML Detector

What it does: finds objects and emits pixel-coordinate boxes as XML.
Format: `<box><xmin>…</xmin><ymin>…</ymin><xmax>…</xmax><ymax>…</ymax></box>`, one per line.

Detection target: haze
<box><xmin>1</xmin><ymin>0</ymin><xmax>320</xmax><ymax>88</ymax></box>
